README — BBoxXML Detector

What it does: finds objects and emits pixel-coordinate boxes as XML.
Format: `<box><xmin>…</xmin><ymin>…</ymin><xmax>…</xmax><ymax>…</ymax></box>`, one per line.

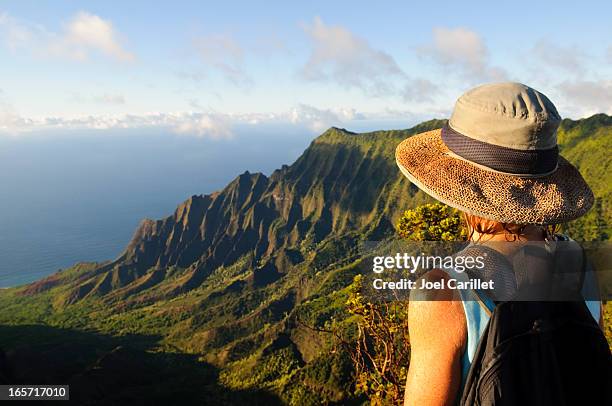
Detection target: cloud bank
<box><xmin>0</xmin><ymin>104</ymin><xmax>377</xmax><ymax>138</ymax></box>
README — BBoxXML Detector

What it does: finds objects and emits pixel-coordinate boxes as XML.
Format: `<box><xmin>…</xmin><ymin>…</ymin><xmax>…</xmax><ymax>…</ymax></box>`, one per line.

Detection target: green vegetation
<box><xmin>0</xmin><ymin>115</ymin><xmax>609</xmax><ymax>405</ymax></box>
<box><xmin>558</xmin><ymin>114</ymin><xmax>612</xmax><ymax>241</ymax></box>
<box><xmin>334</xmin><ymin>203</ymin><xmax>467</xmax><ymax>404</ymax></box>
<box><xmin>396</xmin><ymin>203</ymin><xmax>466</xmax><ymax>241</ymax></box>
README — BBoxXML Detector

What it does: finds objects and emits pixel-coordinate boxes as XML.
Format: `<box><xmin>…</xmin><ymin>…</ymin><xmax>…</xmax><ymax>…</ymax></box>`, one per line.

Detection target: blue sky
<box><xmin>0</xmin><ymin>0</ymin><xmax>611</xmax><ymax>137</ymax></box>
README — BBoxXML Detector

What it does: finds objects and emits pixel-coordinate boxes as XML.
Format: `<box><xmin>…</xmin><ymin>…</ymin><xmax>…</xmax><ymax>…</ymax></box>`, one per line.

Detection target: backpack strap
<box><xmin>450</xmin><ymin>265</ymin><xmax>496</xmax><ymax>315</ymax></box>
<box><xmin>552</xmin><ymin>235</ymin><xmax>601</xmax><ymax>323</ymax></box>
<box><xmin>458</xmin><ymin>289</ymin><xmax>493</xmax><ymax>393</ymax></box>
<box><xmin>470</xmin><ymin>288</ymin><xmax>495</xmax><ymax>317</ymax></box>
<box><xmin>448</xmin><ymin>266</ymin><xmax>497</xmax><ymax>393</ymax></box>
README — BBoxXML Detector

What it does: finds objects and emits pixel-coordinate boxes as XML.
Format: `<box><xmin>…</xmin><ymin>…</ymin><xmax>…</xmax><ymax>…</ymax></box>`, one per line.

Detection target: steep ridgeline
<box><xmin>66</xmin><ymin>114</ymin><xmax>609</xmax><ymax>305</ymax></box>
<box><xmin>1</xmin><ymin>115</ymin><xmax>609</xmax><ymax>404</ymax></box>
<box><xmin>58</xmin><ymin>120</ymin><xmax>442</xmax><ymax>304</ymax></box>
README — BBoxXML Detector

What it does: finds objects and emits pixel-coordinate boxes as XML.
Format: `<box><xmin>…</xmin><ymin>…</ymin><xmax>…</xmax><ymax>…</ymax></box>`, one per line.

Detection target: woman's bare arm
<box><xmin>404</xmin><ymin>271</ymin><xmax>467</xmax><ymax>406</ymax></box>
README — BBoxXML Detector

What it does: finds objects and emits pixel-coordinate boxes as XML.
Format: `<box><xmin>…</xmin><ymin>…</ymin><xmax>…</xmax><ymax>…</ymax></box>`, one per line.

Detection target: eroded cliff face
<box><xmin>113</xmin><ymin>113</ymin><xmax>611</xmax><ymax>286</ymax></box>
<box><xmin>58</xmin><ymin>123</ymin><xmax>440</xmax><ymax>302</ymax></box>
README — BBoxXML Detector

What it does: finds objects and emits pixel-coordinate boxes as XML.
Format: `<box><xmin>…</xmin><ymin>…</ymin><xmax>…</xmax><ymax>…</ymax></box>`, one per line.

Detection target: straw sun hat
<box><xmin>395</xmin><ymin>82</ymin><xmax>594</xmax><ymax>225</ymax></box>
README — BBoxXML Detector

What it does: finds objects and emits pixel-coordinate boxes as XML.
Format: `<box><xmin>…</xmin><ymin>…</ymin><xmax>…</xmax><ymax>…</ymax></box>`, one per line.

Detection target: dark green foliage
<box><xmin>0</xmin><ymin>324</ymin><xmax>283</xmax><ymax>405</ymax></box>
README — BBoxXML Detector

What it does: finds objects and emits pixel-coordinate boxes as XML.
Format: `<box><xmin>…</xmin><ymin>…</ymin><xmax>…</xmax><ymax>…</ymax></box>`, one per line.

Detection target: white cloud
<box><xmin>0</xmin><ymin>12</ymin><xmax>35</xmax><ymax>50</ymax></box>
<box><xmin>556</xmin><ymin>80</ymin><xmax>612</xmax><ymax>116</ymax></box>
<box><xmin>300</xmin><ymin>17</ymin><xmax>405</xmax><ymax>96</ymax></box>
<box><xmin>288</xmin><ymin>104</ymin><xmax>364</xmax><ymax>132</ymax></box>
<box><xmin>0</xmin><ymin>91</ymin><xmax>21</xmax><ymax>134</ymax></box>
<box><xmin>0</xmin><ymin>100</ymin><xmax>28</xmax><ymax>134</ymax></box>
<box><xmin>299</xmin><ymin>17</ymin><xmax>439</xmax><ymax>103</ymax></box>
<box><xmin>58</xmin><ymin>12</ymin><xmax>134</xmax><ymax>61</ymax></box>
<box><xmin>401</xmin><ymin>79</ymin><xmax>440</xmax><ymax>103</ymax></box>
<box><xmin>531</xmin><ymin>40</ymin><xmax>585</xmax><ymax>74</ymax></box>
<box><xmin>185</xmin><ymin>32</ymin><xmax>290</xmax><ymax>88</ymax></box>
<box><xmin>193</xmin><ymin>34</ymin><xmax>251</xmax><ymax>87</ymax></box>
<box><xmin>0</xmin><ymin>11</ymin><xmax>134</xmax><ymax>62</ymax></box>
<box><xmin>173</xmin><ymin>113</ymin><xmax>233</xmax><ymax>139</ymax></box>
<box><xmin>421</xmin><ymin>27</ymin><xmax>506</xmax><ymax>81</ymax></box>
<box><xmin>93</xmin><ymin>93</ymin><xmax>125</xmax><ymax>104</ymax></box>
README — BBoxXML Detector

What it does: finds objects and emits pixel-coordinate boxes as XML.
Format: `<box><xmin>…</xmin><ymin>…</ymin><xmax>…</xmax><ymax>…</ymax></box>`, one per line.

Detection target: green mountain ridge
<box><xmin>0</xmin><ymin>115</ymin><xmax>610</xmax><ymax>404</ymax></box>
<box><xmin>31</xmin><ymin>119</ymin><xmax>445</xmax><ymax>308</ymax></box>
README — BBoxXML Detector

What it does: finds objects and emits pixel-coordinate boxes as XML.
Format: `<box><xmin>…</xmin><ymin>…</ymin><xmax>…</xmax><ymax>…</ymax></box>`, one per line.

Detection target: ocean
<box><xmin>0</xmin><ymin>125</ymin><xmax>314</xmax><ymax>287</ymax></box>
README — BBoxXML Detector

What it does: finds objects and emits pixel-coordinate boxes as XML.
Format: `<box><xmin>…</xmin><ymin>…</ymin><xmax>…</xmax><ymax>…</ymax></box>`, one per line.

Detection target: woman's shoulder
<box><xmin>408</xmin><ymin>269</ymin><xmax>467</xmax><ymax>351</ymax></box>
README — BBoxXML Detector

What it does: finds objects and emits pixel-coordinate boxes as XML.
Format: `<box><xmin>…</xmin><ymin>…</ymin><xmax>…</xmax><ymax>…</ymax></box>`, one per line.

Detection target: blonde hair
<box><xmin>462</xmin><ymin>213</ymin><xmax>559</xmax><ymax>241</ymax></box>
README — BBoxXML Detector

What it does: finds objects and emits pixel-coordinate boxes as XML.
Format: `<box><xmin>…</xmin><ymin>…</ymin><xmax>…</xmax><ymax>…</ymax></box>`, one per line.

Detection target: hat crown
<box><xmin>449</xmin><ymin>82</ymin><xmax>561</xmax><ymax>150</ymax></box>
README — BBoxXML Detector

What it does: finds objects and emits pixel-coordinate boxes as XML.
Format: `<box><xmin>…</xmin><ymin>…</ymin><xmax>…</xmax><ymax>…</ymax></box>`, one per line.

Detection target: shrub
<box><xmin>396</xmin><ymin>203</ymin><xmax>466</xmax><ymax>241</ymax></box>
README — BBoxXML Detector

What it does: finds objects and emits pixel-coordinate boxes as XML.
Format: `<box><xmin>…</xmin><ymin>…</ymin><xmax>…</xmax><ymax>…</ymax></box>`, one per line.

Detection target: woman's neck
<box><xmin>470</xmin><ymin>225</ymin><xmax>547</xmax><ymax>257</ymax></box>
<box><xmin>470</xmin><ymin>225</ymin><xmax>546</xmax><ymax>242</ymax></box>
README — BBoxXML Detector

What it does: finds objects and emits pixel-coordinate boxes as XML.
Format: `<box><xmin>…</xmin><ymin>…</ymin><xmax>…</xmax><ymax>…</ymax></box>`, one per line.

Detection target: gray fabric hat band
<box><xmin>441</xmin><ymin>124</ymin><xmax>559</xmax><ymax>176</ymax></box>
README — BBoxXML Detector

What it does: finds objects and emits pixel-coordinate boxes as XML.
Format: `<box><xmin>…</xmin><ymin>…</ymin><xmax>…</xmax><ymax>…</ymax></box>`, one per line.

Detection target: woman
<box><xmin>395</xmin><ymin>83</ymin><xmax>605</xmax><ymax>405</ymax></box>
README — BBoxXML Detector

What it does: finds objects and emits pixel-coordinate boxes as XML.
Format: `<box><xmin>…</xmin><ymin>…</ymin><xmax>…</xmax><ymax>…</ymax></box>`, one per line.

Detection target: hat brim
<box><xmin>395</xmin><ymin>129</ymin><xmax>594</xmax><ymax>225</ymax></box>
